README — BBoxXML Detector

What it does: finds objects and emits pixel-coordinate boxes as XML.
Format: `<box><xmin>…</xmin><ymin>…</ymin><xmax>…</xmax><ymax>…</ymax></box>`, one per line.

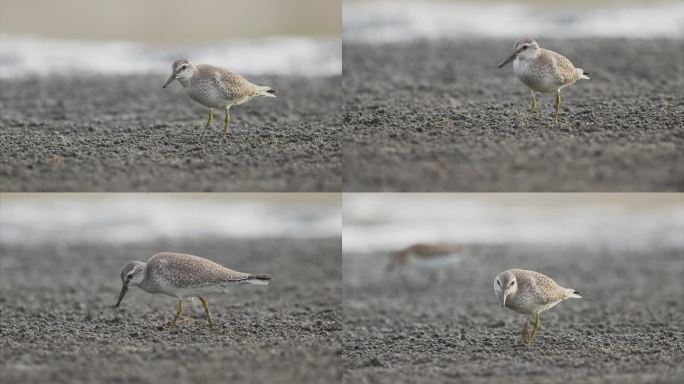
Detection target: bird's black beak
<box><xmin>162</xmin><ymin>73</ymin><xmax>176</xmax><ymax>89</ymax></box>
<box><xmin>115</xmin><ymin>284</ymin><xmax>128</xmax><ymax>307</ymax></box>
<box><xmin>498</xmin><ymin>53</ymin><xmax>516</xmax><ymax>68</ymax></box>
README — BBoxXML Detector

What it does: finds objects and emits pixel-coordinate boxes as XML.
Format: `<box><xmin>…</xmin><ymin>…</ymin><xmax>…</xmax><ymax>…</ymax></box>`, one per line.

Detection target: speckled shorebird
<box><xmin>115</xmin><ymin>252</ymin><xmax>271</xmax><ymax>329</ymax></box>
<box><xmin>387</xmin><ymin>243</ymin><xmax>464</xmax><ymax>282</ymax></box>
<box><xmin>388</xmin><ymin>243</ymin><xmax>463</xmax><ymax>269</ymax></box>
<box><xmin>498</xmin><ymin>38</ymin><xmax>590</xmax><ymax>124</ymax></box>
<box><xmin>494</xmin><ymin>269</ymin><xmax>581</xmax><ymax>346</ymax></box>
<box><xmin>162</xmin><ymin>58</ymin><xmax>276</xmax><ymax>141</ymax></box>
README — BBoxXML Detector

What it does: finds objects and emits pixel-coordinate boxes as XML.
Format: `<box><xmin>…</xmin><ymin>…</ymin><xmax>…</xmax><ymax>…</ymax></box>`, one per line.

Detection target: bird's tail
<box><xmin>256</xmin><ymin>85</ymin><xmax>277</xmax><ymax>97</ymax></box>
<box><xmin>245</xmin><ymin>274</ymin><xmax>272</xmax><ymax>285</ymax></box>
<box><xmin>566</xmin><ymin>288</ymin><xmax>582</xmax><ymax>299</ymax></box>
<box><xmin>577</xmin><ymin>68</ymin><xmax>590</xmax><ymax>80</ymax></box>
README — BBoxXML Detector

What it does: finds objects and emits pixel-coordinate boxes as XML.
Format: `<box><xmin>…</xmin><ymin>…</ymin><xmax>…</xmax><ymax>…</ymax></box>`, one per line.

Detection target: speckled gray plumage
<box><xmin>171</xmin><ymin>58</ymin><xmax>272</xmax><ymax>109</ymax></box>
<box><xmin>121</xmin><ymin>252</ymin><xmax>271</xmax><ymax>299</ymax></box>
<box><xmin>517</xmin><ymin>49</ymin><xmax>583</xmax><ymax>91</ymax></box>
<box><xmin>505</xmin><ymin>38</ymin><xmax>588</xmax><ymax>93</ymax></box>
<box><xmin>142</xmin><ymin>252</ymin><xmax>254</xmax><ymax>291</ymax></box>
<box><xmin>495</xmin><ymin>269</ymin><xmax>579</xmax><ymax>316</ymax></box>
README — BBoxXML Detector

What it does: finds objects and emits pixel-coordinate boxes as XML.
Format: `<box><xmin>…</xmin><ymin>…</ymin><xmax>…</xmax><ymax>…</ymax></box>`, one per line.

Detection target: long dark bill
<box><xmin>162</xmin><ymin>74</ymin><xmax>176</xmax><ymax>89</ymax></box>
<box><xmin>497</xmin><ymin>53</ymin><xmax>517</xmax><ymax>68</ymax></box>
<box><xmin>115</xmin><ymin>285</ymin><xmax>128</xmax><ymax>307</ymax></box>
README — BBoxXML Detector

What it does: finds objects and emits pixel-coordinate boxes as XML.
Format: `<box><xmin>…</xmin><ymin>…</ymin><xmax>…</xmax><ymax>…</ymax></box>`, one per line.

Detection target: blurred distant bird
<box><xmin>388</xmin><ymin>243</ymin><xmax>464</xmax><ymax>281</ymax></box>
<box><xmin>162</xmin><ymin>58</ymin><xmax>276</xmax><ymax>141</ymax></box>
<box><xmin>116</xmin><ymin>252</ymin><xmax>271</xmax><ymax>329</ymax></box>
<box><xmin>498</xmin><ymin>38</ymin><xmax>590</xmax><ymax>124</ymax></box>
<box><xmin>494</xmin><ymin>269</ymin><xmax>581</xmax><ymax>345</ymax></box>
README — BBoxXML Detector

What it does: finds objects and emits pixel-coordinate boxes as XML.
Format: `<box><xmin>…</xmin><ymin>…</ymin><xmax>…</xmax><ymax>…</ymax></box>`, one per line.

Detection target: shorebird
<box><xmin>162</xmin><ymin>58</ymin><xmax>276</xmax><ymax>141</ymax></box>
<box><xmin>494</xmin><ymin>269</ymin><xmax>581</xmax><ymax>346</ymax></box>
<box><xmin>498</xmin><ymin>38</ymin><xmax>590</xmax><ymax>124</ymax></box>
<box><xmin>115</xmin><ymin>252</ymin><xmax>271</xmax><ymax>329</ymax></box>
<box><xmin>387</xmin><ymin>243</ymin><xmax>464</xmax><ymax>281</ymax></box>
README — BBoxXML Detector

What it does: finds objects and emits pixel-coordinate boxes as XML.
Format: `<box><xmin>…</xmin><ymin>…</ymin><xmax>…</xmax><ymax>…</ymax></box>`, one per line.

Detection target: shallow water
<box><xmin>344</xmin><ymin>1</ymin><xmax>684</xmax><ymax>43</ymax></box>
<box><xmin>0</xmin><ymin>195</ymin><xmax>341</xmax><ymax>246</ymax></box>
<box><xmin>0</xmin><ymin>34</ymin><xmax>341</xmax><ymax>79</ymax></box>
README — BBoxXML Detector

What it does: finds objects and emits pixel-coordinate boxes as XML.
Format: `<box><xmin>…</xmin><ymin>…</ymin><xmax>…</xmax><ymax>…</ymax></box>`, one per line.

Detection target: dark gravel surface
<box><xmin>343</xmin><ymin>38</ymin><xmax>684</xmax><ymax>191</ymax></box>
<box><xmin>343</xmin><ymin>244</ymin><xmax>684</xmax><ymax>383</ymax></box>
<box><xmin>0</xmin><ymin>75</ymin><xmax>341</xmax><ymax>192</ymax></box>
<box><xmin>0</xmin><ymin>237</ymin><xmax>341</xmax><ymax>384</ymax></box>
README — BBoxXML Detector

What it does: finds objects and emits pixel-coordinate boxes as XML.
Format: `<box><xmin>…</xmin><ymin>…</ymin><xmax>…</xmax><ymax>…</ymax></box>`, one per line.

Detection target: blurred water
<box><xmin>0</xmin><ymin>35</ymin><xmax>341</xmax><ymax>79</ymax></box>
<box><xmin>0</xmin><ymin>195</ymin><xmax>341</xmax><ymax>246</ymax></box>
<box><xmin>344</xmin><ymin>1</ymin><xmax>684</xmax><ymax>43</ymax></box>
<box><xmin>343</xmin><ymin>194</ymin><xmax>684</xmax><ymax>254</ymax></box>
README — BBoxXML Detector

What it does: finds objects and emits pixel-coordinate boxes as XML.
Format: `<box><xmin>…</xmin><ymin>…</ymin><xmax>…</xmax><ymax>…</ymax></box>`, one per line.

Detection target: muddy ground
<box><xmin>343</xmin><ymin>243</ymin><xmax>684</xmax><ymax>383</ymax></box>
<box><xmin>343</xmin><ymin>39</ymin><xmax>684</xmax><ymax>191</ymax></box>
<box><xmin>0</xmin><ymin>75</ymin><xmax>341</xmax><ymax>191</ymax></box>
<box><xmin>0</xmin><ymin>237</ymin><xmax>341</xmax><ymax>383</ymax></box>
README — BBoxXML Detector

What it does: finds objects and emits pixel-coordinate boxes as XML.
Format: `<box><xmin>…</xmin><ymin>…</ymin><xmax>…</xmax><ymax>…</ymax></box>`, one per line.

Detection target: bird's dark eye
<box><xmin>496</xmin><ymin>280</ymin><xmax>500</xmax><ymax>286</ymax></box>
<box><xmin>510</xmin><ymin>281</ymin><xmax>514</xmax><ymax>286</ymax></box>
<box><xmin>522</xmin><ymin>46</ymin><xmax>528</xmax><ymax>50</ymax></box>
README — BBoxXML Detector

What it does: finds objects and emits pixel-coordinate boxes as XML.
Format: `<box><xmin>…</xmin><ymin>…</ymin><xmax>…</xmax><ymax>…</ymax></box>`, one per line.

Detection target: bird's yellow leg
<box><xmin>554</xmin><ymin>90</ymin><xmax>561</xmax><ymax>125</ymax></box>
<box><xmin>199</xmin><ymin>108</ymin><xmax>213</xmax><ymax>142</ymax></box>
<box><xmin>528</xmin><ymin>314</ymin><xmax>541</xmax><ymax>346</ymax></box>
<box><xmin>198</xmin><ymin>296</ymin><xmax>213</xmax><ymax>327</ymax></box>
<box><xmin>530</xmin><ymin>90</ymin><xmax>537</xmax><ymax>113</ymax></box>
<box><xmin>169</xmin><ymin>300</ymin><xmax>184</xmax><ymax>329</ymax></box>
<box><xmin>521</xmin><ymin>319</ymin><xmax>530</xmax><ymax>345</ymax></box>
<box><xmin>223</xmin><ymin>106</ymin><xmax>231</xmax><ymax>138</ymax></box>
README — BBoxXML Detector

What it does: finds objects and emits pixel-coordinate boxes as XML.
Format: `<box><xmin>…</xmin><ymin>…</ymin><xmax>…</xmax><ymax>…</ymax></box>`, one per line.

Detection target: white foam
<box><xmin>0</xmin><ymin>196</ymin><xmax>341</xmax><ymax>246</ymax></box>
<box><xmin>0</xmin><ymin>34</ymin><xmax>341</xmax><ymax>79</ymax></box>
<box><xmin>344</xmin><ymin>1</ymin><xmax>684</xmax><ymax>43</ymax></box>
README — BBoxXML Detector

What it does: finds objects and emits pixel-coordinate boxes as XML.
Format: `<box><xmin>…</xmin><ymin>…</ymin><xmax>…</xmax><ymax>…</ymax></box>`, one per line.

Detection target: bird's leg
<box><xmin>530</xmin><ymin>90</ymin><xmax>537</xmax><ymax>113</ymax></box>
<box><xmin>521</xmin><ymin>319</ymin><xmax>531</xmax><ymax>345</ymax></box>
<box><xmin>554</xmin><ymin>90</ymin><xmax>561</xmax><ymax>125</ymax></box>
<box><xmin>528</xmin><ymin>314</ymin><xmax>541</xmax><ymax>346</ymax></box>
<box><xmin>223</xmin><ymin>106</ymin><xmax>231</xmax><ymax>138</ymax></box>
<box><xmin>199</xmin><ymin>108</ymin><xmax>213</xmax><ymax>142</ymax></box>
<box><xmin>169</xmin><ymin>300</ymin><xmax>184</xmax><ymax>329</ymax></box>
<box><xmin>198</xmin><ymin>296</ymin><xmax>213</xmax><ymax>327</ymax></box>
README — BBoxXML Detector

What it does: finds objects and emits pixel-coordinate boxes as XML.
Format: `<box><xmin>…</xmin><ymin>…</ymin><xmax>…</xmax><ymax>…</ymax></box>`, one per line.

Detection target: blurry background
<box><xmin>0</xmin><ymin>193</ymin><xmax>342</xmax><ymax>383</ymax></box>
<box><xmin>343</xmin><ymin>193</ymin><xmax>684</xmax><ymax>383</ymax></box>
<box><xmin>0</xmin><ymin>0</ymin><xmax>341</xmax><ymax>77</ymax></box>
<box><xmin>344</xmin><ymin>0</ymin><xmax>684</xmax><ymax>43</ymax></box>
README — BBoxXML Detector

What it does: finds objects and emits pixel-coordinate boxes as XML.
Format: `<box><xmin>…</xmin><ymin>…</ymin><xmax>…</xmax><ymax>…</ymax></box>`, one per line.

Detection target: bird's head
<box><xmin>162</xmin><ymin>58</ymin><xmax>197</xmax><ymax>88</ymax></box>
<box><xmin>494</xmin><ymin>270</ymin><xmax>518</xmax><ymax>308</ymax></box>
<box><xmin>498</xmin><ymin>37</ymin><xmax>540</xmax><ymax>68</ymax></box>
<box><xmin>115</xmin><ymin>261</ymin><xmax>145</xmax><ymax>307</ymax></box>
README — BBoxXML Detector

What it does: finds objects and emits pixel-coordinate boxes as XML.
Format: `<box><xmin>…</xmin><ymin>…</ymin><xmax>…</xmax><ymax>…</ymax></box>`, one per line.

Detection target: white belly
<box><xmin>513</xmin><ymin>59</ymin><xmax>558</xmax><ymax>93</ymax></box>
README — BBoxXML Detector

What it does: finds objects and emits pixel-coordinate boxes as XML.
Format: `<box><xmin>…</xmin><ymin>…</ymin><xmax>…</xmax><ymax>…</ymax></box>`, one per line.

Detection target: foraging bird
<box><xmin>162</xmin><ymin>58</ymin><xmax>276</xmax><ymax>141</ymax></box>
<box><xmin>116</xmin><ymin>252</ymin><xmax>271</xmax><ymax>329</ymax></box>
<box><xmin>494</xmin><ymin>269</ymin><xmax>581</xmax><ymax>345</ymax></box>
<box><xmin>388</xmin><ymin>243</ymin><xmax>463</xmax><ymax>270</ymax></box>
<box><xmin>387</xmin><ymin>243</ymin><xmax>464</xmax><ymax>282</ymax></box>
<box><xmin>498</xmin><ymin>38</ymin><xmax>590</xmax><ymax>124</ymax></box>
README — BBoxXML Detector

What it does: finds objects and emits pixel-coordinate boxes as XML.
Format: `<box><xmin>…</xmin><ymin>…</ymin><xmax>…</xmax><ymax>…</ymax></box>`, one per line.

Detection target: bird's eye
<box><xmin>496</xmin><ymin>280</ymin><xmax>500</xmax><ymax>286</ymax></box>
<box><xmin>509</xmin><ymin>281</ymin><xmax>514</xmax><ymax>286</ymax></box>
<box><xmin>522</xmin><ymin>45</ymin><xmax>528</xmax><ymax>50</ymax></box>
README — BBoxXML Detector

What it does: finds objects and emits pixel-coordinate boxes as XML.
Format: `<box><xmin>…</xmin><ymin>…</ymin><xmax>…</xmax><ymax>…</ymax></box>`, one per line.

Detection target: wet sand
<box><xmin>0</xmin><ymin>75</ymin><xmax>341</xmax><ymax>191</ymax></box>
<box><xmin>343</xmin><ymin>244</ymin><xmax>684</xmax><ymax>383</ymax></box>
<box><xmin>343</xmin><ymin>39</ymin><xmax>684</xmax><ymax>191</ymax></box>
<box><xmin>0</xmin><ymin>237</ymin><xmax>341</xmax><ymax>383</ymax></box>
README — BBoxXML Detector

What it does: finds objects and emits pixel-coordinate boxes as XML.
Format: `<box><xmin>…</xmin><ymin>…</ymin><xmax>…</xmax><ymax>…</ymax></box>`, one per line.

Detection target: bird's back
<box><xmin>512</xmin><ymin>269</ymin><xmax>568</xmax><ymax>306</ymax></box>
<box><xmin>195</xmin><ymin>64</ymin><xmax>261</xmax><ymax>101</ymax></box>
<box><xmin>145</xmin><ymin>252</ymin><xmax>252</xmax><ymax>291</ymax></box>
<box><xmin>541</xmin><ymin>48</ymin><xmax>583</xmax><ymax>86</ymax></box>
